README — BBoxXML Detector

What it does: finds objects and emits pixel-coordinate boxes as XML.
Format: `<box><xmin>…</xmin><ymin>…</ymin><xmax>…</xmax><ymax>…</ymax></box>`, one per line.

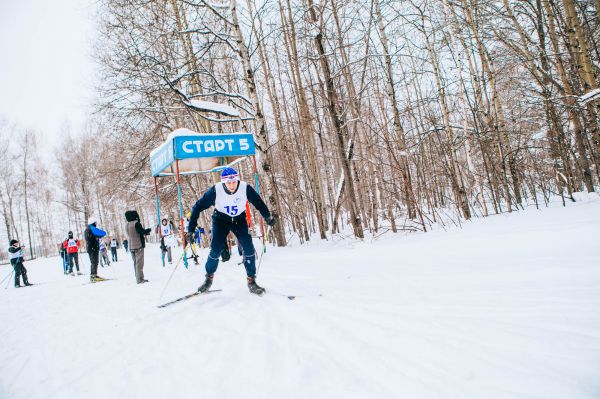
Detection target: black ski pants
<box><xmin>205</xmin><ymin>215</ymin><xmax>256</xmax><ymax>277</ymax></box>
<box><xmin>68</xmin><ymin>252</ymin><xmax>80</xmax><ymax>272</ymax></box>
<box><xmin>88</xmin><ymin>250</ymin><xmax>99</xmax><ymax>276</ymax></box>
<box><xmin>12</xmin><ymin>261</ymin><xmax>29</xmax><ymax>286</ymax></box>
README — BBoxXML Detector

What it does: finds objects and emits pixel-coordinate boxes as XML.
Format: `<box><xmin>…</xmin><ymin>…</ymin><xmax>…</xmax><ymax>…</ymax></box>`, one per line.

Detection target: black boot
<box><xmin>247</xmin><ymin>276</ymin><xmax>265</xmax><ymax>296</ymax></box>
<box><xmin>198</xmin><ymin>274</ymin><xmax>214</xmax><ymax>293</ymax></box>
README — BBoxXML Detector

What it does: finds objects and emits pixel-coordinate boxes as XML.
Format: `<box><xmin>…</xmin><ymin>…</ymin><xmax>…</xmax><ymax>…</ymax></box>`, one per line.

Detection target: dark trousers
<box><xmin>88</xmin><ymin>250</ymin><xmax>99</xmax><ymax>276</ymax></box>
<box><xmin>130</xmin><ymin>249</ymin><xmax>145</xmax><ymax>283</ymax></box>
<box><xmin>205</xmin><ymin>217</ymin><xmax>256</xmax><ymax>277</ymax></box>
<box><xmin>100</xmin><ymin>251</ymin><xmax>110</xmax><ymax>266</ymax></box>
<box><xmin>13</xmin><ymin>261</ymin><xmax>29</xmax><ymax>286</ymax></box>
<box><xmin>68</xmin><ymin>252</ymin><xmax>80</xmax><ymax>272</ymax></box>
<box><xmin>110</xmin><ymin>247</ymin><xmax>118</xmax><ymax>262</ymax></box>
<box><xmin>61</xmin><ymin>253</ymin><xmax>69</xmax><ymax>274</ymax></box>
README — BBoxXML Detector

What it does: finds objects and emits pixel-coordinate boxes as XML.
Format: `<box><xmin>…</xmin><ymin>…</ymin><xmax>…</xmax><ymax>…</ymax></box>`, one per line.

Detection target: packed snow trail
<box><xmin>1</xmin><ymin>196</ymin><xmax>599</xmax><ymax>399</ymax></box>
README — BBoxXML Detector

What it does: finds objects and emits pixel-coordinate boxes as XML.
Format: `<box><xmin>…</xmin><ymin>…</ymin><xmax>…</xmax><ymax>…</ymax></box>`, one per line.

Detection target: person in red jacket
<box><xmin>63</xmin><ymin>231</ymin><xmax>82</xmax><ymax>275</ymax></box>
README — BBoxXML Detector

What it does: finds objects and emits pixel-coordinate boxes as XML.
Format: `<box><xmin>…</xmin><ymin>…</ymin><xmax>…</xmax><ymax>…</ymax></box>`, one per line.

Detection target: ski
<box><xmin>269</xmin><ymin>292</ymin><xmax>323</xmax><ymax>300</ymax></box>
<box><xmin>84</xmin><ymin>278</ymin><xmax>114</xmax><ymax>285</ymax></box>
<box><xmin>157</xmin><ymin>289</ymin><xmax>222</xmax><ymax>308</ymax></box>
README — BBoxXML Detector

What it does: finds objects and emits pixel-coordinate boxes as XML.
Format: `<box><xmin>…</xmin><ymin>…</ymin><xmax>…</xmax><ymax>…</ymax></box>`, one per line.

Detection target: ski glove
<box><xmin>265</xmin><ymin>215</ymin><xmax>278</xmax><ymax>227</ymax></box>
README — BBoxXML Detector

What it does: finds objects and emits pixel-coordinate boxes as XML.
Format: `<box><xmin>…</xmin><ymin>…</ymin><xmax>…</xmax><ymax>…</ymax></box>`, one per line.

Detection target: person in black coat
<box><xmin>8</xmin><ymin>239</ymin><xmax>31</xmax><ymax>288</ymax></box>
<box><xmin>84</xmin><ymin>216</ymin><xmax>107</xmax><ymax>282</ymax></box>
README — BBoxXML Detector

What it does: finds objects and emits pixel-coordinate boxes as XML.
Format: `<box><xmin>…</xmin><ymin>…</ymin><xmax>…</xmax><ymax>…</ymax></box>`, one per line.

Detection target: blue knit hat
<box><xmin>221</xmin><ymin>167</ymin><xmax>239</xmax><ymax>182</ymax></box>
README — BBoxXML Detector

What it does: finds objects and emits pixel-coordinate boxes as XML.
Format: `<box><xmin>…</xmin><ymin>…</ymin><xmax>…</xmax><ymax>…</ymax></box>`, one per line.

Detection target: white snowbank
<box><xmin>1</xmin><ymin>195</ymin><xmax>599</xmax><ymax>399</ymax></box>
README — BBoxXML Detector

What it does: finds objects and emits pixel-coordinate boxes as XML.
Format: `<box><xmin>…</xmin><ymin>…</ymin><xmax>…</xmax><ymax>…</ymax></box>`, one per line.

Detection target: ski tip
<box><xmin>287</xmin><ymin>296</ymin><xmax>296</xmax><ymax>300</ymax></box>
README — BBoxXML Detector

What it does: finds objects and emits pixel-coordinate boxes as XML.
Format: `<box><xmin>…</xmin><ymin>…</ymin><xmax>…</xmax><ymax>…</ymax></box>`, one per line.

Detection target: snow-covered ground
<box><xmin>1</xmin><ymin>196</ymin><xmax>599</xmax><ymax>399</ymax></box>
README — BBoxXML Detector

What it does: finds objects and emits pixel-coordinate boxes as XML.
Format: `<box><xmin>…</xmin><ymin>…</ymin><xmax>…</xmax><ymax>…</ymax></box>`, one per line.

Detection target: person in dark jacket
<box><xmin>59</xmin><ymin>240</ymin><xmax>68</xmax><ymax>275</ymax></box>
<box><xmin>122</xmin><ymin>239</ymin><xmax>129</xmax><ymax>253</ymax></box>
<box><xmin>8</xmin><ymin>239</ymin><xmax>31</xmax><ymax>288</ymax></box>
<box><xmin>187</xmin><ymin>167</ymin><xmax>277</xmax><ymax>295</ymax></box>
<box><xmin>125</xmin><ymin>210</ymin><xmax>151</xmax><ymax>284</ymax></box>
<box><xmin>84</xmin><ymin>216</ymin><xmax>107</xmax><ymax>282</ymax></box>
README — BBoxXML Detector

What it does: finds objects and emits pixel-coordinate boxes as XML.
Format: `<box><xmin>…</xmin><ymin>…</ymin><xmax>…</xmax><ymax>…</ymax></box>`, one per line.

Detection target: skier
<box><xmin>157</xmin><ymin>218</ymin><xmax>174</xmax><ymax>266</ymax></box>
<box><xmin>84</xmin><ymin>217</ymin><xmax>107</xmax><ymax>282</ymax></box>
<box><xmin>122</xmin><ymin>239</ymin><xmax>129</xmax><ymax>253</ymax></box>
<box><xmin>186</xmin><ymin>167</ymin><xmax>277</xmax><ymax>295</ymax></box>
<box><xmin>59</xmin><ymin>240</ymin><xmax>69</xmax><ymax>275</ymax></box>
<box><xmin>110</xmin><ymin>237</ymin><xmax>118</xmax><ymax>262</ymax></box>
<box><xmin>63</xmin><ymin>231</ymin><xmax>82</xmax><ymax>275</ymax></box>
<box><xmin>125</xmin><ymin>210</ymin><xmax>152</xmax><ymax>284</ymax></box>
<box><xmin>99</xmin><ymin>239</ymin><xmax>110</xmax><ymax>267</ymax></box>
<box><xmin>8</xmin><ymin>239</ymin><xmax>31</xmax><ymax>288</ymax></box>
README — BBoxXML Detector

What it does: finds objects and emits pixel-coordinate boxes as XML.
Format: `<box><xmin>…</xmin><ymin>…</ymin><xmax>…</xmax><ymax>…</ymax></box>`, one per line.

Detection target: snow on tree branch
<box><xmin>578</xmin><ymin>89</ymin><xmax>600</xmax><ymax>105</ymax></box>
<box><xmin>184</xmin><ymin>100</ymin><xmax>241</xmax><ymax>117</ymax></box>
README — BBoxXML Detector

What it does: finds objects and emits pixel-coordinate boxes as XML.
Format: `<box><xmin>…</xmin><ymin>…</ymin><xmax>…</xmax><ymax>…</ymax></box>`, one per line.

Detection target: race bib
<box><xmin>161</xmin><ymin>224</ymin><xmax>172</xmax><ymax>236</ymax></box>
<box><xmin>215</xmin><ymin>182</ymin><xmax>247</xmax><ymax>216</ymax></box>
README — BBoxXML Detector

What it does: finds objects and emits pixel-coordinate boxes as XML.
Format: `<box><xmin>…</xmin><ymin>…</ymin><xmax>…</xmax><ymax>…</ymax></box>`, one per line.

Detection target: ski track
<box><xmin>1</xmin><ymin>197</ymin><xmax>600</xmax><ymax>398</ymax></box>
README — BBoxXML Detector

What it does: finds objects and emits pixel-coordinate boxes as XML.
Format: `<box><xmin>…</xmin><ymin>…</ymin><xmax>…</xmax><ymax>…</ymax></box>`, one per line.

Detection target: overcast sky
<box><xmin>0</xmin><ymin>0</ymin><xmax>98</xmax><ymax>143</ymax></box>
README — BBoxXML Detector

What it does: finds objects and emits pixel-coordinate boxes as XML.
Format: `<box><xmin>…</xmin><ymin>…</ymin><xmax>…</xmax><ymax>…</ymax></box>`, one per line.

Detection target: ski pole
<box><xmin>2</xmin><ymin>269</ymin><xmax>14</xmax><ymax>289</ymax></box>
<box><xmin>256</xmin><ymin>227</ymin><xmax>271</xmax><ymax>276</ymax></box>
<box><xmin>158</xmin><ymin>250</ymin><xmax>186</xmax><ymax>300</ymax></box>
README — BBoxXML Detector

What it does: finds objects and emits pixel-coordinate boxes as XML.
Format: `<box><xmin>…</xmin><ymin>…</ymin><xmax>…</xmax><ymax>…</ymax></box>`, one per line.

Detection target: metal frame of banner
<box><xmin>151</xmin><ymin>134</ymin><xmax>263</xmax><ymax>269</ymax></box>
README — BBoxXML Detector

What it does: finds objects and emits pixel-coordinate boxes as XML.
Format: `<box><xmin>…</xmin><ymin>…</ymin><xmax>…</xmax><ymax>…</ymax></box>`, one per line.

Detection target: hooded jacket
<box><xmin>125</xmin><ymin>210</ymin><xmax>151</xmax><ymax>250</ymax></box>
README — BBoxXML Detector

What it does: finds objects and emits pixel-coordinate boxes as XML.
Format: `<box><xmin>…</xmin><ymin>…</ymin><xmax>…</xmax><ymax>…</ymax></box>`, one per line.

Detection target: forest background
<box><xmin>1</xmin><ymin>0</ymin><xmax>599</xmax><ymax>260</ymax></box>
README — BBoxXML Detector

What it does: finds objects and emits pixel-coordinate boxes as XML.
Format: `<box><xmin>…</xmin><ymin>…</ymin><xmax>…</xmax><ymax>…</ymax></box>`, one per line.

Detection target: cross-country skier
<box><xmin>125</xmin><ymin>210</ymin><xmax>152</xmax><ymax>284</ymax></box>
<box><xmin>63</xmin><ymin>231</ymin><xmax>82</xmax><ymax>275</ymax></box>
<box><xmin>59</xmin><ymin>240</ymin><xmax>69</xmax><ymax>275</ymax></box>
<box><xmin>186</xmin><ymin>167</ymin><xmax>277</xmax><ymax>295</ymax></box>
<box><xmin>85</xmin><ymin>217</ymin><xmax>107</xmax><ymax>282</ymax></box>
<box><xmin>99</xmin><ymin>239</ymin><xmax>110</xmax><ymax>267</ymax></box>
<box><xmin>8</xmin><ymin>239</ymin><xmax>31</xmax><ymax>288</ymax></box>
<box><xmin>157</xmin><ymin>218</ymin><xmax>174</xmax><ymax>266</ymax></box>
<box><xmin>110</xmin><ymin>238</ymin><xmax>118</xmax><ymax>262</ymax></box>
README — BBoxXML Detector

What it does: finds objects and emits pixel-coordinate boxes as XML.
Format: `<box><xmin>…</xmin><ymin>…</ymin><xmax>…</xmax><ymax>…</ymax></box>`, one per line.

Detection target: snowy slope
<box><xmin>1</xmin><ymin>196</ymin><xmax>599</xmax><ymax>399</ymax></box>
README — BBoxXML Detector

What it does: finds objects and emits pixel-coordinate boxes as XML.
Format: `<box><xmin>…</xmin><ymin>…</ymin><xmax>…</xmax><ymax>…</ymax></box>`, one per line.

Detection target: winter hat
<box><xmin>68</xmin><ymin>231</ymin><xmax>73</xmax><ymax>236</ymax></box>
<box><xmin>9</xmin><ymin>239</ymin><xmax>18</xmax><ymax>246</ymax></box>
<box><xmin>88</xmin><ymin>216</ymin><xmax>97</xmax><ymax>225</ymax></box>
<box><xmin>221</xmin><ymin>167</ymin><xmax>239</xmax><ymax>183</ymax></box>
<box><xmin>125</xmin><ymin>210</ymin><xmax>140</xmax><ymax>222</ymax></box>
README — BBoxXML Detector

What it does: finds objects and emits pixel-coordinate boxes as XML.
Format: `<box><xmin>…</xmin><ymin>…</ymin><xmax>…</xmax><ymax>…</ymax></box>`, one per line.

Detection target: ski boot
<box><xmin>247</xmin><ymin>276</ymin><xmax>265</xmax><ymax>296</ymax></box>
<box><xmin>197</xmin><ymin>274</ymin><xmax>214</xmax><ymax>293</ymax></box>
<box><xmin>90</xmin><ymin>275</ymin><xmax>107</xmax><ymax>283</ymax></box>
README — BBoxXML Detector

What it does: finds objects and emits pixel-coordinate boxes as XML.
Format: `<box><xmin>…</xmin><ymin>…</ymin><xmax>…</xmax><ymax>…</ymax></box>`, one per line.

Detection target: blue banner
<box><xmin>174</xmin><ymin>133</ymin><xmax>255</xmax><ymax>159</ymax></box>
<box><xmin>150</xmin><ymin>140</ymin><xmax>175</xmax><ymax>177</ymax></box>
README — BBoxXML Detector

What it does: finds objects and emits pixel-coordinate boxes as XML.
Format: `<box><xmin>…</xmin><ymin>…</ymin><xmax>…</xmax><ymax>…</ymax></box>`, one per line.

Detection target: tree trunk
<box><xmin>231</xmin><ymin>0</ymin><xmax>287</xmax><ymax>245</ymax></box>
<box><xmin>306</xmin><ymin>0</ymin><xmax>363</xmax><ymax>238</ymax></box>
